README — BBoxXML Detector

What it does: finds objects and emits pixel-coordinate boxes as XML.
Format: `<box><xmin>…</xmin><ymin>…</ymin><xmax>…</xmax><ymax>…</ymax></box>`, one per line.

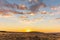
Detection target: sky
<box><xmin>0</xmin><ymin>0</ymin><xmax>60</xmax><ymax>33</ymax></box>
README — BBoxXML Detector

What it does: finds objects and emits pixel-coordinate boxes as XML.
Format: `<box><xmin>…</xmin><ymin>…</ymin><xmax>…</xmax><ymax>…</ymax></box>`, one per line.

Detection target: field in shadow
<box><xmin>0</xmin><ymin>31</ymin><xmax>60</xmax><ymax>40</ymax></box>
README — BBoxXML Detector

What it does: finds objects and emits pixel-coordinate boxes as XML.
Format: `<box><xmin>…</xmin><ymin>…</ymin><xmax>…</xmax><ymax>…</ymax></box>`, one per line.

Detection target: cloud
<box><xmin>29</xmin><ymin>2</ymin><xmax>46</xmax><ymax>12</ymax></box>
<box><xmin>40</xmin><ymin>11</ymin><xmax>48</xmax><ymax>14</ymax></box>
<box><xmin>0</xmin><ymin>0</ymin><xmax>9</xmax><ymax>5</ymax></box>
<box><xmin>0</xmin><ymin>11</ymin><xmax>4</xmax><ymax>14</ymax></box>
<box><xmin>55</xmin><ymin>18</ymin><xmax>60</xmax><ymax>20</ymax></box>
<box><xmin>28</xmin><ymin>12</ymin><xmax>36</xmax><ymax>16</ymax></box>
<box><xmin>1</xmin><ymin>0</ymin><xmax>60</xmax><ymax>22</ymax></box>
<box><xmin>51</xmin><ymin>6</ymin><xmax>58</xmax><ymax>11</ymax></box>
<box><xmin>17</xmin><ymin>4</ymin><xmax>27</xmax><ymax>10</ymax></box>
<box><xmin>19</xmin><ymin>15</ymin><xmax>28</xmax><ymax>19</ymax></box>
<box><xmin>23</xmin><ymin>0</ymin><xmax>46</xmax><ymax>13</ymax></box>
<box><xmin>0</xmin><ymin>0</ymin><xmax>46</xmax><ymax>14</ymax></box>
<box><xmin>0</xmin><ymin>12</ymin><xmax>14</xmax><ymax>18</ymax></box>
<box><xmin>19</xmin><ymin>17</ymin><xmax>44</xmax><ymax>25</ymax></box>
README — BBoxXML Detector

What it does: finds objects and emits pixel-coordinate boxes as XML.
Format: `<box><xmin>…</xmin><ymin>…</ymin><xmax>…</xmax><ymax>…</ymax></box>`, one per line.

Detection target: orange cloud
<box><xmin>18</xmin><ymin>4</ymin><xmax>27</xmax><ymax>10</ymax></box>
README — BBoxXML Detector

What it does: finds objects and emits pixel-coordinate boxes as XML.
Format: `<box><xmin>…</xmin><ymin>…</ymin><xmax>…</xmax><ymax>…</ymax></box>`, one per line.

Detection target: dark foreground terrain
<box><xmin>0</xmin><ymin>31</ymin><xmax>60</xmax><ymax>40</ymax></box>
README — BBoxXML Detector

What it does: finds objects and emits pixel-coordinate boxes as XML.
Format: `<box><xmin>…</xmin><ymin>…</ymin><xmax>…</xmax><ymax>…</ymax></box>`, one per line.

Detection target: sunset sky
<box><xmin>0</xmin><ymin>0</ymin><xmax>60</xmax><ymax>33</ymax></box>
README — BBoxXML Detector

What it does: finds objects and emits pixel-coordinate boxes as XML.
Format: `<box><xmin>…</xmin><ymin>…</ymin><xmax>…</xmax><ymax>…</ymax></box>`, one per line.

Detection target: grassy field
<box><xmin>0</xmin><ymin>32</ymin><xmax>60</xmax><ymax>40</ymax></box>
